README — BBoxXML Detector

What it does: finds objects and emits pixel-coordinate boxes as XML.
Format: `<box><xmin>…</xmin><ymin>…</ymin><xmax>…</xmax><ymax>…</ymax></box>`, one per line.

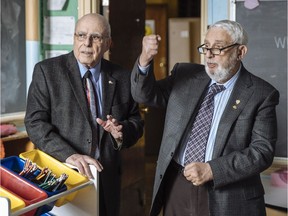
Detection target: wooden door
<box><xmin>145</xmin><ymin>4</ymin><xmax>168</xmax><ymax>80</ymax></box>
<box><xmin>143</xmin><ymin>4</ymin><xmax>168</xmax><ymax>157</ymax></box>
<box><xmin>108</xmin><ymin>1</ymin><xmax>146</xmax><ymax>216</ymax></box>
<box><xmin>108</xmin><ymin>0</ymin><xmax>145</xmax><ymax>70</ymax></box>
<box><xmin>143</xmin><ymin>4</ymin><xmax>168</xmax><ymax>215</ymax></box>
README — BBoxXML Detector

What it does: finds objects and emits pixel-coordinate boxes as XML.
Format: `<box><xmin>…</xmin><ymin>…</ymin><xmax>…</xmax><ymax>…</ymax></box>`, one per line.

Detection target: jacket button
<box><xmin>87</xmin><ymin>139</ymin><xmax>91</xmax><ymax>144</ymax></box>
<box><xmin>160</xmin><ymin>174</ymin><xmax>163</xmax><ymax>179</ymax></box>
<box><xmin>170</xmin><ymin>152</ymin><xmax>174</xmax><ymax>157</ymax></box>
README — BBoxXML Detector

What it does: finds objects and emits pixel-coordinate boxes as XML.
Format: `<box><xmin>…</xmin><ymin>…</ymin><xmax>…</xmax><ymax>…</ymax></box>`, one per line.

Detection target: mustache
<box><xmin>81</xmin><ymin>50</ymin><xmax>93</xmax><ymax>54</ymax></box>
<box><xmin>205</xmin><ymin>61</ymin><xmax>217</xmax><ymax>64</ymax></box>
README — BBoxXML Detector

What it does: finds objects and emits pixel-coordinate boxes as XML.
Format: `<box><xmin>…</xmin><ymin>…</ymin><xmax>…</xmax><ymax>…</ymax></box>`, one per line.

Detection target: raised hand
<box><xmin>139</xmin><ymin>34</ymin><xmax>161</xmax><ymax>67</ymax></box>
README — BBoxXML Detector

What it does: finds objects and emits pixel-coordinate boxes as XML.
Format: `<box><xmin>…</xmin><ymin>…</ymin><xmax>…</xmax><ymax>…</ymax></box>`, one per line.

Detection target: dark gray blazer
<box><xmin>131</xmin><ymin>61</ymin><xmax>279</xmax><ymax>216</ymax></box>
<box><xmin>25</xmin><ymin>52</ymin><xmax>144</xmax><ymax>216</ymax></box>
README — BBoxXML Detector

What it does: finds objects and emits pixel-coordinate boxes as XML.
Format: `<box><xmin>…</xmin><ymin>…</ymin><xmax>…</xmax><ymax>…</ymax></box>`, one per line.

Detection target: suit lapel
<box><xmin>177</xmin><ymin>77</ymin><xmax>210</xmax><ymax>131</ymax></box>
<box><xmin>100</xmin><ymin>60</ymin><xmax>116</xmax><ymax>118</ymax></box>
<box><xmin>99</xmin><ymin>59</ymin><xmax>116</xmax><ymax>142</ymax></box>
<box><xmin>212</xmin><ymin>68</ymin><xmax>254</xmax><ymax>158</ymax></box>
<box><xmin>65</xmin><ymin>52</ymin><xmax>91</xmax><ymax>123</ymax></box>
<box><xmin>163</xmin><ymin>69</ymin><xmax>210</xmax><ymax>152</ymax></box>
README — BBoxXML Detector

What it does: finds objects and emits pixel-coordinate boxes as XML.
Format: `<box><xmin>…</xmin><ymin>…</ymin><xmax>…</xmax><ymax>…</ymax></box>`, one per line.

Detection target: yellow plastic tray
<box><xmin>19</xmin><ymin>149</ymin><xmax>89</xmax><ymax>206</ymax></box>
<box><xmin>0</xmin><ymin>187</ymin><xmax>26</xmax><ymax>212</ymax></box>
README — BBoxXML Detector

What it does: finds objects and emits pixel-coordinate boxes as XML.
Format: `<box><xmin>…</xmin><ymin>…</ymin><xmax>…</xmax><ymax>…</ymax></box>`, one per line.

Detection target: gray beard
<box><xmin>205</xmin><ymin>65</ymin><xmax>231</xmax><ymax>83</ymax></box>
<box><xmin>204</xmin><ymin>53</ymin><xmax>238</xmax><ymax>83</ymax></box>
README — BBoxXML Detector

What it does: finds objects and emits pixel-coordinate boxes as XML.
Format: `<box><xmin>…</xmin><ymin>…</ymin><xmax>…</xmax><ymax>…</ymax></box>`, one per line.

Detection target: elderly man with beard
<box><xmin>131</xmin><ymin>20</ymin><xmax>279</xmax><ymax>216</ymax></box>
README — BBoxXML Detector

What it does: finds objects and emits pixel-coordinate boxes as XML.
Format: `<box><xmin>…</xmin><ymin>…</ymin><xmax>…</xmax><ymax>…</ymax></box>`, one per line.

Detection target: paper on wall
<box><xmin>47</xmin><ymin>0</ymin><xmax>67</xmax><ymax>11</ymax></box>
<box><xmin>43</xmin><ymin>16</ymin><xmax>75</xmax><ymax>45</ymax></box>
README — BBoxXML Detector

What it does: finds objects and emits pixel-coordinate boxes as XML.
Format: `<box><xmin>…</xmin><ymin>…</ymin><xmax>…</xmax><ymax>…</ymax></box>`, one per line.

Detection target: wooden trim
<box><xmin>78</xmin><ymin>0</ymin><xmax>101</xmax><ymax>18</ymax></box>
<box><xmin>25</xmin><ymin>0</ymin><xmax>39</xmax><ymax>41</ymax></box>
<box><xmin>262</xmin><ymin>157</ymin><xmax>287</xmax><ymax>175</ymax></box>
<box><xmin>0</xmin><ymin>112</ymin><xmax>25</xmax><ymax>124</ymax></box>
<box><xmin>200</xmin><ymin>0</ymin><xmax>208</xmax><ymax>64</ymax></box>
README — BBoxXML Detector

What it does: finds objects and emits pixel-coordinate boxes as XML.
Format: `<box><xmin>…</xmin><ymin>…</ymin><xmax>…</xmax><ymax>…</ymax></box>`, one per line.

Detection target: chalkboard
<box><xmin>1</xmin><ymin>0</ymin><xmax>26</xmax><ymax>114</ymax></box>
<box><xmin>236</xmin><ymin>0</ymin><xmax>287</xmax><ymax>157</ymax></box>
<box><xmin>0</xmin><ymin>1</ymin><xmax>78</xmax><ymax>115</ymax></box>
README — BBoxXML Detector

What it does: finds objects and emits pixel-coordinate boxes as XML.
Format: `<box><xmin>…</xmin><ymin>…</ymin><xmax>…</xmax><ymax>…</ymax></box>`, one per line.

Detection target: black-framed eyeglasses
<box><xmin>74</xmin><ymin>32</ymin><xmax>109</xmax><ymax>43</ymax></box>
<box><xmin>197</xmin><ymin>43</ymin><xmax>240</xmax><ymax>55</ymax></box>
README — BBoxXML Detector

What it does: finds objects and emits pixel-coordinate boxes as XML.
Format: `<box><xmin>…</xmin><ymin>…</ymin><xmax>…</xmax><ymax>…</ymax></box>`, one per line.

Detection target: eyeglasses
<box><xmin>197</xmin><ymin>43</ymin><xmax>240</xmax><ymax>55</ymax></box>
<box><xmin>74</xmin><ymin>32</ymin><xmax>109</xmax><ymax>43</ymax></box>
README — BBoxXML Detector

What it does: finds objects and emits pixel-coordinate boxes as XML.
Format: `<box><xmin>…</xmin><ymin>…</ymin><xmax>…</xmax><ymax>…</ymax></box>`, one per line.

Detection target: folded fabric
<box><xmin>271</xmin><ymin>169</ymin><xmax>288</xmax><ymax>188</ymax></box>
<box><xmin>0</xmin><ymin>124</ymin><xmax>18</xmax><ymax>137</ymax></box>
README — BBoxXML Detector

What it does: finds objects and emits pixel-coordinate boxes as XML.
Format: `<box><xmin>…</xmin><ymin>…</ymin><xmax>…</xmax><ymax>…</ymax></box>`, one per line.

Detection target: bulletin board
<box><xmin>235</xmin><ymin>0</ymin><xmax>287</xmax><ymax>157</ymax></box>
<box><xmin>41</xmin><ymin>0</ymin><xmax>78</xmax><ymax>60</ymax></box>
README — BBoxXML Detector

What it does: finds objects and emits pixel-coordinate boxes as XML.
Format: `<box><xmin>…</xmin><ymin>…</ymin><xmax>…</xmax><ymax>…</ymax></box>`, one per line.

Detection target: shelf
<box><xmin>1</xmin><ymin>131</ymin><xmax>28</xmax><ymax>142</ymax></box>
<box><xmin>10</xmin><ymin>181</ymin><xmax>94</xmax><ymax>216</ymax></box>
<box><xmin>1</xmin><ymin>112</ymin><xmax>27</xmax><ymax>142</ymax></box>
<box><xmin>1</xmin><ymin>152</ymin><xmax>99</xmax><ymax>216</ymax></box>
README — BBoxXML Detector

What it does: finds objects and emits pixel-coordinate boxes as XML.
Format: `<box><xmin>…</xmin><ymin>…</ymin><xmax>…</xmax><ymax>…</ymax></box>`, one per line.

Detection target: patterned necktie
<box><xmin>184</xmin><ymin>84</ymin><xmax>225</xmax><ymax>165</ymax></box>
<box><xmin>83</xmin><ymin>70</ymin><xmax>98</xmax><ymax>126</ymax></box>
<box><xmin>83</xmin><ymin>70</ymin><xmax>100</xmax><ymax>158</ymax></box>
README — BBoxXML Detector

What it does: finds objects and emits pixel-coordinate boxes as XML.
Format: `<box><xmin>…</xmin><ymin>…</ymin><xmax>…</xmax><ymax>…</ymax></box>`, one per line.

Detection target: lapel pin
<box><xmin>108</xmin><ymin>80</ymin><xmax>113</xmax><ymax>84</ymax></box>
<box><xmin>233</xmin><ymin>105</ymin><xmax>237</xmax><ymax>110</ymax></box>
<box><xmin>236</xmin><ymin>100</ymin><xmax>240</xmax><ymax>104</ymax></box>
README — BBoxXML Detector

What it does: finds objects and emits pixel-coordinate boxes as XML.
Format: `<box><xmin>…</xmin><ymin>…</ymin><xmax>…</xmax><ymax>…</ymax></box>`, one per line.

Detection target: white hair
<box><xmin>209</xmin><ymin>20</ymin><xmax>248</xmax><ymax>45</ymax></box>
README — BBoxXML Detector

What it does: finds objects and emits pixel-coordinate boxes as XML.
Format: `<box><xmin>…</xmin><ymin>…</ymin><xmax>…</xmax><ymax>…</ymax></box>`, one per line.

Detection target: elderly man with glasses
<box><xmin>25</xmin><ymin>13</ymin><xmax>144</xmax><ymax>216</ymax></box>
<box><xmin>131</xmin><ymin>19</ymin><xmax>279</xmax><ymax>216</ymax></box>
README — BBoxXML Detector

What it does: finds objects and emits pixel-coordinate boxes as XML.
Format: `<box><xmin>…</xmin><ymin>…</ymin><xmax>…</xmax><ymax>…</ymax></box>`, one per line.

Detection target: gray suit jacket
<box><xmin>131</xmin><ymin>61</ymin><xmax>279</xmax><ymax>216</ymax></box>
<box><xmin>25</xmin><ymin>52</ymin><xmax>144</xmax><ymax>216</ymax></box>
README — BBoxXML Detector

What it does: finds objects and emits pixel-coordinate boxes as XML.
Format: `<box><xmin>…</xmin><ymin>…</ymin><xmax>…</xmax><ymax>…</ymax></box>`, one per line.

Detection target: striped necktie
<box><xmin>83</xmin><ymin>70</ymin><xmax>100</xmax><ymax>159</ymax></box>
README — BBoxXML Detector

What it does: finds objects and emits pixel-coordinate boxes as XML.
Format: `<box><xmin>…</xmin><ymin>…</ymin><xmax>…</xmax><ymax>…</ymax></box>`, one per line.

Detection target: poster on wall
<box><xmin>43</xmin><ymin>16</ymin><xmax>75</xmax><ymax>45</ymax></box>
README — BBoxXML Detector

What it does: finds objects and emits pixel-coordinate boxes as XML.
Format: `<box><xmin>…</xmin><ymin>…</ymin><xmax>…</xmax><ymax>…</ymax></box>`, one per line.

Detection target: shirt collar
<box><xmin>78</xmin><ymin>61</ymin><xmax>101</xmax><ymax>81</ymax></box>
